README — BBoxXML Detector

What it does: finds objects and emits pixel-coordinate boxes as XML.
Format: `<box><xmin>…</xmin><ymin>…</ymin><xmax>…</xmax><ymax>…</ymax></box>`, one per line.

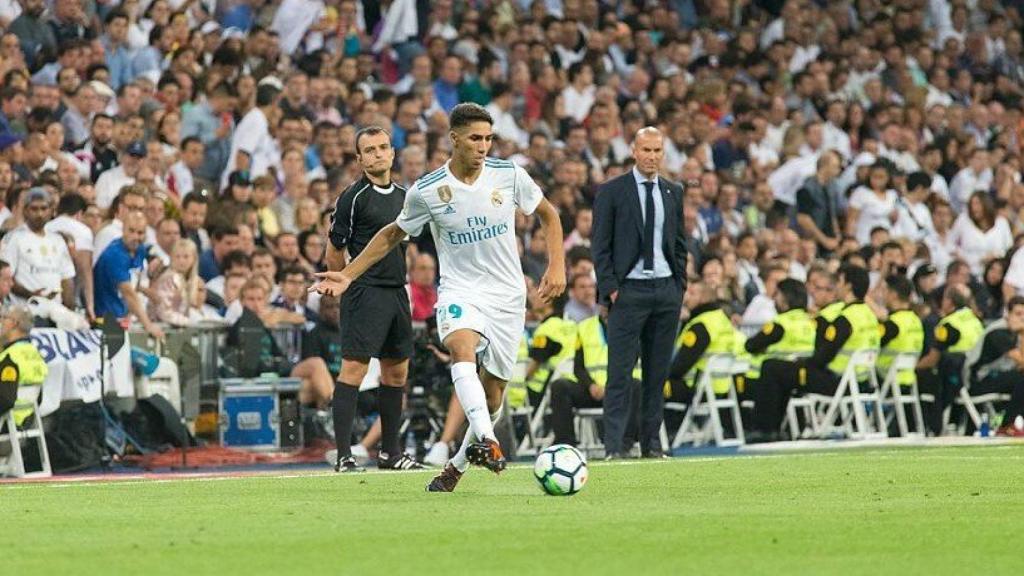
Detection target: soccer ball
<box><xmin>534</xmin><ymin>444</ymin><xmax>588</xmax><ymax>496</ymax></box>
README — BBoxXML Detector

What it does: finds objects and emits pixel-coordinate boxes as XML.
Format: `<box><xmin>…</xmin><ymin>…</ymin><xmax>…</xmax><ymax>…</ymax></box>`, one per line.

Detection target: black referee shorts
<box><xmin>339</xmin><ymin>283</ymin><xmax>414</xmax><ymax>360</ymax></box>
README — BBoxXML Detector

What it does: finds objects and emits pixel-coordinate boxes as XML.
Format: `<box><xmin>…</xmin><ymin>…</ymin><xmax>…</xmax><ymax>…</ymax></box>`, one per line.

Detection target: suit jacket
<box><xmin>591</xmin><ymin>172</ymin><xmax>687</xmax><ymax>303</ymax></box>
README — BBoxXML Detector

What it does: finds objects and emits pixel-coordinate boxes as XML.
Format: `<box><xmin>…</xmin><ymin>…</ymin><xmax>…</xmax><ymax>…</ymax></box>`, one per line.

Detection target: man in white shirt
<box><xmin>222</xmin><ymin>81</ymin><xmax>283</xmax><ymax>190</ymax></box>
<box><xmin>949</xmin><ymin>148</ymin><xmax>993</xmax><ymax>213</ymax></box>
<box><xmin>94</xmin><ymin>140</ymin><xmax>147</xmax><ymax>210</ymax></box>
<box><xmin>894</xmin><ymin>172</ymin><xmax>936</xmax><ymax>242</ymax></box>
<box><xmin>167</xmin><ymin>137</ymin><xmax>204</xmax><ymax>199</ymax></box>
<box><xmin>45</xmin><ymin>192</ymin><xmax>95</xmax><ymax>319</ymax></box>
<box><xmin>0</xmin><ymin>188</ymin><xmax>76</xmax><ymax>310</ymax></box>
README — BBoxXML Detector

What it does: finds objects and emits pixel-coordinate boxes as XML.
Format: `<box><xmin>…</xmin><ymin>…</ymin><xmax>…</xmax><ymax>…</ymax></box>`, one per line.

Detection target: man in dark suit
<box><xmin>592</xmin><ymin>127</ymin><xmax>687</xmax><ymax>458</ymax></box>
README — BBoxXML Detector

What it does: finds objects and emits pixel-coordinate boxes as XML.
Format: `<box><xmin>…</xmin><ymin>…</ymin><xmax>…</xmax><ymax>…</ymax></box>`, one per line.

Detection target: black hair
<box><xmin>354</xmin><ymin>125</ymin><xmax>392</xmax><ymax>155</ymax></box>
<box><xmin>56</xmin><ymin>193</ymin><xmax>87</xmax><ymax>216</ymax></box>
<box><xmin>885</xmin><ymin>274</ymin><xmax>914</xmax><ymax>302</ymax></box>
<box><xmin>839</xmin><ymin>264</ymin><xmax>870</xmax><ymax>299</ymax></box>
<box><xmin>449</xmin><ymin>102</ymin><xmax>493</xmax><ymax>130</ymax></box>
<box><xmin>777</xmin><ymin>278</ymin><xmax>808</xmax><ymax>310</ymax></box>
<box><xmin>221</xmin><ymin>249</ymin><xmax>251</xmax><ymax>271</ymax></box>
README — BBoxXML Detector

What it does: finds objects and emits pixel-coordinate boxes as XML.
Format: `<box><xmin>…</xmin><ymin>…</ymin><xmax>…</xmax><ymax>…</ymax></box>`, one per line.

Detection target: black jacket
<box><xmin>591</xmin><ymin>172</ymin><xmax>687</xmax><ymax>303</ymax></box>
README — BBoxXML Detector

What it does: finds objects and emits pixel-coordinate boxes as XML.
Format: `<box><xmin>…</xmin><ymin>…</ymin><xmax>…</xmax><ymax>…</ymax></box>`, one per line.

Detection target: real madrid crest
<box><xmin>491</xmin><ymin>189</ymin><xmax>504</xmax><ymax>207</ymax></box>
<box><xmin>438</xmin><ymin>185</ymin><xmax>453</xmax><ymax>204</ymax></box>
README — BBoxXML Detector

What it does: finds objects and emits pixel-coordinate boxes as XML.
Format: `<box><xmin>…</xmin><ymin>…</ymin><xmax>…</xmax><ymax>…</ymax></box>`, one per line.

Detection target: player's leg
<box><xmin>291</xmin><ymin>357</ymin><xmax>334</xmax><ymax>408</ymax></box>
<box><xmin>451</xmin><ymin>368</ymin><xmax>508</xmax><ymax>473</ymax></box>
<box><xmin>376</xmin><ymin>288</ymin><xmax>422</xmax><ymax>469</ymax></box>
<box><xmin>445</xmin><ymin>329</ymin><xmax>498</xmax><ymax>443</ymax></box>
<box><xmin>332</xmin><ymin>356</ymin><xmax>371</xmax><ymax>471</ymax></box>
<box><xmin>377</xmin><ymin>358</ymin><xmax>423</xmax><ymax>469</ymax></box>
<box><xmin>425</xmin><ymin>394</ymin><xmax>464</xmax><ymax>466</ymax></box>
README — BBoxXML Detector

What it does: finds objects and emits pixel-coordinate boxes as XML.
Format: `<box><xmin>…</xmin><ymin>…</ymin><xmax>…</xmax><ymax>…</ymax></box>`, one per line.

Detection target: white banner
<box><xmin>28</xmin><ymin>329</ymin><xmax>133</xmax><ymax>417</ymax></box>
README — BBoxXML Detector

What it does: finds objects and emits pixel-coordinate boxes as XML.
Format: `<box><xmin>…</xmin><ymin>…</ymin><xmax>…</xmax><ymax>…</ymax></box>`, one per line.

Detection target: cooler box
<box><xmin>219</xmin><ymin>377</ymin><xmax>303</xmax><ymax>451</ymax></box>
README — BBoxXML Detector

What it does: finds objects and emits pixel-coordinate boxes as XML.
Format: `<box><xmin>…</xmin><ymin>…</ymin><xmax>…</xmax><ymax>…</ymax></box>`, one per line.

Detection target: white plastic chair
<box><xmin>816</xmin><ymin>350</ymin><xmax>887</xmax><ymax>439</ymax></box>
<box><xmin>954</xmin><ymin>387</ymin><xmax>1011</xmax><ymax>434</ymax></box>
<box><xmin>671</xmin><ymin>354</ymin><xmax>746</xmax><ymax>448</ymax></box>
<box><xmin>877</xmin><ymin>353</ymin><xmax>925</xmax><ymax>437</ymax></box>
<box><xmin>0</xmin><ymin>385</ymin><xmax>52</xmax><ymax>478</ymax></box>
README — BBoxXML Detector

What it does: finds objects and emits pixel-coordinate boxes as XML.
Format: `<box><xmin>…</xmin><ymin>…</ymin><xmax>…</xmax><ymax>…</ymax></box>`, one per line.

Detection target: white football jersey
<box><xmin>396</xmin><ymin>158</ymin><xmax>543</xmax><ymax>308</ymax></box>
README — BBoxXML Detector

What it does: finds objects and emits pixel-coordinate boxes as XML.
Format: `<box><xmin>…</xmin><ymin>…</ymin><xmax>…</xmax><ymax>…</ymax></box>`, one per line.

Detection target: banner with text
<box><xmin>29</xmin><ymin>329</ymin><xmax>133</xmax><ymax>417</ymax></box>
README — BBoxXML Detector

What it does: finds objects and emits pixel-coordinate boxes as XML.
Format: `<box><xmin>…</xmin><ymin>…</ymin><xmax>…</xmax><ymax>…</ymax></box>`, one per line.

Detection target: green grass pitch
<box><xmin>7</xmin><ymin>446</ymin><xmax>1023</xmax><ymax>575</ymax></box>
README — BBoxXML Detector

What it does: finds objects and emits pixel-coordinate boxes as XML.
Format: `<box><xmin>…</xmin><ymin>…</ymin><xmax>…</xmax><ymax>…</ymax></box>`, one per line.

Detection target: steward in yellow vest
<box><xmin>525</xmin><ymin>294</ymin><xmax>577</xmax><ymax>403</ymax></box>
<box><xmin>877</xmin><ymin>275</ymin><xmax>925</xmax><ymax>387</ymax></box>
<box><xmin>549</xmin><ymin>313</ymin><xmax>640</xmax><ymax>447</ymax></box>
<box><xmin>917</xmin><ymin>285</ymin><xmax>984</xmax><ymax>434</ymax></box>
<box><xmin>505</xmin><ymin>330</ymin><xmax>533</xmax><ymax>410</ymax></box>
<box><xmin>0</xmin><ymin>306</ymin><xmax>49</xmax><ymax>428</ymax></box>
<box><xmin>667</xmin><ymin>282</ymin><xmax>742</xmax><ymax>401</ymax></box>
<box><xmin>750</xmin><ymin>265</ymin><xmax>876</xmax><ymax>441</ymax></box>
<box><xmin>745</xmin><ymin>278</ymin><xmax>816</xmax><ymax>382</ymax></box>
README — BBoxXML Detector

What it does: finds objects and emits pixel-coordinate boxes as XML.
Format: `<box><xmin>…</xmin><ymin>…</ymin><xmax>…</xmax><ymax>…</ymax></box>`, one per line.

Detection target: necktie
<box><xmin>643</xmin><ymin>180</ymin><xmax>655</xmax><ymax>273</ymax></box>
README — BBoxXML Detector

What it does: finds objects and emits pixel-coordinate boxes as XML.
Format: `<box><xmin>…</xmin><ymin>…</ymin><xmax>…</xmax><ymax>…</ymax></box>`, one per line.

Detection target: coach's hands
<box><xmin>309</xmin><ymin>271</ymin><xmax>353</xmax><ymax>297</ymax></box>
<box><xmin>538</xmin><ymin>265</ymin><xmax>566</xmax><ymax>303</ymax></box>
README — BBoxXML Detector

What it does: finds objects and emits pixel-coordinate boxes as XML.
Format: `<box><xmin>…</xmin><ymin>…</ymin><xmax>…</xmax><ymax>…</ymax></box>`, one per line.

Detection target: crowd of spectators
<box><xmin>0</xmin><ymin>0</ymin><xmax>1022</xmax><ymax>416</ymax></box>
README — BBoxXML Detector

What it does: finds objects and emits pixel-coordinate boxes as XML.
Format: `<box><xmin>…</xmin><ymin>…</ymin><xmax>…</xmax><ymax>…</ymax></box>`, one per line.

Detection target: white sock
<box><xmin>490</xmin><ymin>405</ymin><xmax>503</xmax><ymax>425</ymax></box>
<box><xmin>450</xmin><ymin>428</ymin><xmax>475</xmax><ymax>472</ymax></box>
<box><xmin>451</xmin><ymin>362</ymin><xmax>495</xmax><ymax>442</ymax></box>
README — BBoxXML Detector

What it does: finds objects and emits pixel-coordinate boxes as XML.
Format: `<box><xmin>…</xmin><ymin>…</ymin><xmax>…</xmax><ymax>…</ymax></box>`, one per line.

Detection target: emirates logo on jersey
<box><xmin>438</xmin><ymin>185</ymin><xmax>453</xmax><ymax>204</ymax></box>
<box><xmin>491</xmin><ymin>189</ymin><xmax>504</xmax><ymax>207</ymax></box>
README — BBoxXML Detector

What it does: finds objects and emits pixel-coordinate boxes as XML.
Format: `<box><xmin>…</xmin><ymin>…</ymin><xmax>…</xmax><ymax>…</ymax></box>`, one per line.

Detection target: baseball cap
<box><xmin>228</xmin><ymin>170</ymin><xmax>252</xmax><ymax>187</ymax></box>
<box><xmin>0</xmin><ymin>132</ymin><xmax>23</xmax><ymax>152</ymax></box>
<box><xmin>126</xmin><ymin>140</ymin><xmax>147</xmax><ymax>157</ymax></box>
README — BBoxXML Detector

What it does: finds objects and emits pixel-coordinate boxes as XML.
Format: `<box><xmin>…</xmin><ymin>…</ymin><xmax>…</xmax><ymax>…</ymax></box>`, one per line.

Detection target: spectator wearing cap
<box><xmin>95</xmin><ymin>140</ymin><xmax>147</xmax><ymax>210</ymax></box>
<box><xmin>222</xmin><ymin>81</ymin><xmax>281</xmax><ymax>190</ymax></box>
<box><xmin>0</xmin><ymin>187</ymin><xmax>75</xmax><ymax>310</ymax></box>
<box><xmin>94</xmin><ymin>210</ymin><xmax>164</xmax><ymax>339</ymax></box>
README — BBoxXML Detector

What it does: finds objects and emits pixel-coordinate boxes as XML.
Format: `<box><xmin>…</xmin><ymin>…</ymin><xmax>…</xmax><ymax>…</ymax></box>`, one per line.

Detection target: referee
<box><xmin>326</xmin><ymin>126</ymin><xmax>422</xmax><ymax>472</ymax></box>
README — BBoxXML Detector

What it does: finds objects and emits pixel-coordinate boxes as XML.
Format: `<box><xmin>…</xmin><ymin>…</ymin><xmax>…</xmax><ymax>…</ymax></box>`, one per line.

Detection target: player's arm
<box><xmin>533</xmin><ymin>198</ymin><xmax>566</xmax><ymax>301</ymax></box>
<box><xmin>310</xmin><ymin>223</ymin><xmax>406</xmax><ymax>296</ymax></box>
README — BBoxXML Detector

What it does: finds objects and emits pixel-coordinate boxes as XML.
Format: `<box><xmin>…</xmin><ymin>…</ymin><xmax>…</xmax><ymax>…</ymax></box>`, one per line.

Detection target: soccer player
<box><xmin>311</xmin><ymin>103</ymin><xmax>566</xmax><ymax>492</ymax></box>
<box><xmin>325</xmin><ymin>125</ymin><xmax>422</xmax><ymax>472</ymax></box>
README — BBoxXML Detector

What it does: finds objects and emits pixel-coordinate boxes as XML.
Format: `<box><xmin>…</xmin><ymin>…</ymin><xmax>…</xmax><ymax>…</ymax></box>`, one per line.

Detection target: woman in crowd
<box><xmin>148</xmin><ymin>239</ymin><xmax>201</xmax><ymax>327</ymax></box>
<box><xmin>847</xmin><ymin>162</ymin><xmax>898</xmax><ymax>245</ymax></box>
<box><xmin>950</xmin><ymin>191</ymin><xmax>1012</xmax><ymax>277</ymax></box>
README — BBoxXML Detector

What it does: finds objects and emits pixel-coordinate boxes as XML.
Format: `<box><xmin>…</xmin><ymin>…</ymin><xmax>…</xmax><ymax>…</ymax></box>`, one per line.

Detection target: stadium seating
<box><xmin>878</xmin><ymin>353</ymin><xmax>926</xmax><ymax>438</ymax></box>
<box><xmin>816</xmin><ymin>350</ymin><xmax>887</xmax><ymax>440</ymax></box>
<box><xmin>669</xmin><ymin>354</ymin><xmax>746</xmax><ymax>448</ymax></box>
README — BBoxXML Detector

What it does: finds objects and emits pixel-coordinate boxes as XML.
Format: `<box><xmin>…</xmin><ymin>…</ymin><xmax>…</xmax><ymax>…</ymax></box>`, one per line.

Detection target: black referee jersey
<box><xmin>329</xmin><ymin>175</ymin><xmax>408</xmax><ymax>287</ymax></box>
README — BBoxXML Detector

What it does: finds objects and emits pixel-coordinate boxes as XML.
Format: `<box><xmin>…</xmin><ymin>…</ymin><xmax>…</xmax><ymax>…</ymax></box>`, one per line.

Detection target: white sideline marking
<box><xmin>5</xmin><ymin>446</ymin><xmax>1019</xmax><ymax>491</ymax></box>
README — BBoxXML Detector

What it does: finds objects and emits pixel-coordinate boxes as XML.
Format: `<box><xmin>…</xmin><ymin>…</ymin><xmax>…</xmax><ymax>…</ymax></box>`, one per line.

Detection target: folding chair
<box><xmin>507</xmin><ymin>357</ymin><xmax>540</xmax><ymax>457</ymax></box>
<box><xmin>671</xmin><ymin>354</ymin><xmax>745</xmax><ymax>448</ymax></box>
<box><xmin>0</xmin><ymin>385</ymin><xmax>52</xmax><ymax>478</ymax></box>
<box><xmin>573</xmin><ymin>407</ymin><xmax>604</xmax><ymax>458</ymax></box>
<box><xmin>954</xmin><ymin>387</ymin><xmax>1011</xmax><ymax>434</ymax></box>
<box><xmin>877</xmin><ymin>353</ymin><xmax>925</xmax><ymax>437</ymax></box>
<box><xmin>816</xmin><ymin>349</ymin><xmax>887</xmax><ymax>439</ymax></box>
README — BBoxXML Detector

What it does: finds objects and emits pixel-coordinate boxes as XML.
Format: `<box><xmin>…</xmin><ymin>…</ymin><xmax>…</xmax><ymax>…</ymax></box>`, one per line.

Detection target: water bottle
<box><xmin>980</xmin><ymin>413</ymin><xmax>990</xmax><ymax>438</ymax></box>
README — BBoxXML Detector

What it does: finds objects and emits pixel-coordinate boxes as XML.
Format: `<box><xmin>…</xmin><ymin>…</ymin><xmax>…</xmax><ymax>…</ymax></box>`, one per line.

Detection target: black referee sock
<box><xmin>332</xmin><ymin>382</ymin><xmax>360</xmax><ymax>458</ymax></box>
<box><xmin>378</xmin><ymin>385</ymin><xmax>405</xmax><ymax>457</ymax></box>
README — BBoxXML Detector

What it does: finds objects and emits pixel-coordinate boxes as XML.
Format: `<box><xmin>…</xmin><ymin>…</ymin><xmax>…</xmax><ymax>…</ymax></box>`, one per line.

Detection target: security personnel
<box><xmin>877</xmin><ymin>275</ymin><xmax>925</xmax><ymax>387</ymax></box>
<box><xmin>918</xmin><ymin>285</ymin><xmax>984</xmax><ymax>433</ymax></box>
<box><xmin>0</xmin><ymin>305</ymin><xmax>49</xmax><ymax>428</ymax></box>
<box><xmin>964</xmin><ymin>296</ymin><xmax>1024</xmax><ymax>436</ymax></box>
<box><xmin>745</xmin><ymin>279</ymin><xmax>816</xmax><ymax>384</ymax></box>
<box><xmin>751</xmin><ymin>265</ymin><xmax>879</xmax><ymax>440</ymax></box>
<box><xmin>525</xmin><ymin>293</ymin><xmax>577</xmax><ymax>406</ymax></box>
<box><xmin>505</xmin><ymin>329</ymin><xmax>533</xmax><ymax>410</ymax></box>
<box><xmin>549</xmin><ymin>311</ymin><xmax>640</xmax><ymax>447</ymax></box>
<box><xmin>667</xmin><ymin>282</ymin><xmax>741</xmax><ymax>402</ymax></box>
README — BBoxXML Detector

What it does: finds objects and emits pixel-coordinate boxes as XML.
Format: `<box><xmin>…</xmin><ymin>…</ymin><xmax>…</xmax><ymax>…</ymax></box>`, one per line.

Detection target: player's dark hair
<box><xmin>839</xmin><ymin>264</ymin><xmax>870</xmax><ymax>299</ymax></box>
<box><xmin>355</xmin><ymin>125</ymin><xmax>392</xmax><ymax>155</ymax></box>
<box><xmin>777</xmin><ymin>278</ymin><xmax>808</xmax><ymax>310</ymax></box>
<box><xmin>449</xmin><ymin>102</ymin><xmax>493</xmax><ymax>130</ymax></box>
<box><xmin>885</xmin><ymin>275</ymin><xmax>914</xmax><ymax>302</ymax></box>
